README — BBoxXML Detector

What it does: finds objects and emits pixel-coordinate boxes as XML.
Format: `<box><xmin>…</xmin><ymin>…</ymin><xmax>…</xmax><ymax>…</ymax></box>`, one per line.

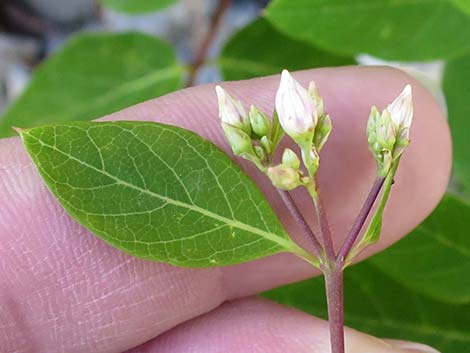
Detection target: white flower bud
<box><xmin>384</xmin><ymin>84</ymin><xmax>413</xmax><ymax>157</ymax></box>
<box><xmin>387</xmin><ymin>84</ymin><xmax>413</xmax><ymax>132</ymax></box>
<box><xmin>215</xmin><ymin>85</ymin><xmax>250</xmax><ymax>134</ymax></box>
<box><xmin>275</xmin><ymin>70</ymin><xmax>317</xmax><ymax>140</ymax></box>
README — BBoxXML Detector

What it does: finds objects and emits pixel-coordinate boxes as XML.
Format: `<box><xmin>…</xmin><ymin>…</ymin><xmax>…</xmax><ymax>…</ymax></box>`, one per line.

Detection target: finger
<box><xmin>126</xmin><ymin>297</ymin><xmax>439</xmax><ymax>353</ymax></box>
<box><xmin>0</xmin><ymin>67</ymin><xmax>451</xmax><ymax>353</ymax></box>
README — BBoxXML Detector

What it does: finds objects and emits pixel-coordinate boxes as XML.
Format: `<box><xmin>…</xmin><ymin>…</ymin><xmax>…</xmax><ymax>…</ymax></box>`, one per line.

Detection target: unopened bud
<box><xmin>254</xmin><ymin>146</ymin><xmax>266</xmax><ymax>161</ymax></box>
<box><xmin>282</xmin><ymin>148</ymin><xmax>300</xmax><ymax>170</ymax></box>
<box><xmin>366</xmin><ymin>85</ymin><xmax>414</xmax><ymax>176</ymax></box>
<box><xmin>275</xmin><ymin>70</ymin><xmax>317</xmax><ymax>141</ymax></box>
<box><xmin>249</xmin><ymin>105</ymin><xmax>271</xmax><ymax>137</ymax></box>
<box><xmin>387</xmin><ymin>84</ymin><xmax>413</xmax><ymax>130</ymax></box>
<box><xmin>267</xmin><ymin>164</ymin><xmax>302</xmax><ymax>190</ymax></box>
<box><xmin>259</xmin><ymin>136</ymin><xmax>272</xmax><ymax>154</ymax></box>
<box><xmin>387</xmin><ymin>84</ymin><xmax>413</xmax><ymax>156</ymax></box>
<box><xmin>216</xmin><ymin>85</ymin><xmax>251</xmax><ymax>134</ymax></box>
<box><xmin>222</xmin><ymin>123</ymin><xmax>255</xmax><ymax>156</ymax></box>
<box><xmin>376</xmin><ymin>110</ymin><xmax>396</xmax><ymax>151</ymax></box>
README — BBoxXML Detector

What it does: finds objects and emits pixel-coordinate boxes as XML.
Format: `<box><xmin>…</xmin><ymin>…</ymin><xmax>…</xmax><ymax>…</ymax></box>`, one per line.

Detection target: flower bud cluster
<box><xmin>216</xmin><ymin>70</ymin><xmax>332</xmax><ymax>191</ymax></box>
<box><xmin>216</xmin><ymin>70</ymin><xmax>414</xmax><ymax>193</ymax></box>
<box><xmin>216</xmin><ymin>86</ymin><xmax>279</xmax><ymax>172</ymax></box>
<box><xmin>367</xmin><ymin>85</ymin><xmax>413</xmax><ymax>176</ymax></box>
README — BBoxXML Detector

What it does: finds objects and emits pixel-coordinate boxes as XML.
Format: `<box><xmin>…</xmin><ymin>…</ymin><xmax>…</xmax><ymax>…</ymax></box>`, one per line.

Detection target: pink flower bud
<box><xmin>386</xmin><ymin>84</ymin><xmax>413</xmax><ymax>134</ymax></box>
<box><xmin>215</xmin><ymin>85</ymin><xmax>250</xmax><ymax>134</ymax></box>
<box><xmin>275</xmin><ymin>70</ymin><xmax>317</xmax><ymax>139</ymax></box>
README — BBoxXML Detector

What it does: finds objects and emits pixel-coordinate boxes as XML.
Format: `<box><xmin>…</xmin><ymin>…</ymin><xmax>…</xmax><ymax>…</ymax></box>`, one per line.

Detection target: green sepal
<box><xmin>270</xmin><ymin>110</ymin><xmax>285</xmax><ymax>151</ymax></box>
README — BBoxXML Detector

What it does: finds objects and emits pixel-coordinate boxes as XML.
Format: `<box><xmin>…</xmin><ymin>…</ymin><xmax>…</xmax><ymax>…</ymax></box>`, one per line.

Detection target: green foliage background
<box><xmin>2</xmin><ymin>1</ymin><xmax>470</xmax><ymax>351</ymax></box>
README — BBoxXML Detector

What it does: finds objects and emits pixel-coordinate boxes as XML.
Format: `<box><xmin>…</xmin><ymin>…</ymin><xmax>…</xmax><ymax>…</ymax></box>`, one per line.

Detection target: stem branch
<box><xmin>306</xmin><ymin>182</ymin><xmax>336</xmax><ymax>261</ymax></box>
<box><xmin>278</xmin><ymin>190</ymin><xmax>324</xmax><ymax>261</ymax></box>
<box><xmin>337</xmin><ymin>176</ymin><xmax>385</xmax><ymax>263</ymax></box>
<box><xmin>186</xmin><ymin>0</ymin><xmax>231</xmax><ymax>87</ymax></box>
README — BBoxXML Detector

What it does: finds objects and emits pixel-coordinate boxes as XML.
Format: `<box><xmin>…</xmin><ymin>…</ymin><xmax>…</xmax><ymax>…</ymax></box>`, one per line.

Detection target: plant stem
<box><xmin>304</xmin><ymin>182</ymin><xmax>345</xmax><ymax>352</ymax></box>
<box><xmin>336</xmin><ymin>176</ymin><xmax>385</xmax><ymax>263</ymax></box>
<box><xmin>324</xmin><ymin>266</ymin><xmax>345</xmax><ymax>353</ymax></box>
<box><xmin>186</xmin><ymin>0</ymin><xmax>231</xmax><ymax>87</ymax></box>
<box><xmin>314</xmin><ymin>195</ymin><xmax>336</xmax><ymax>261</ymax></box>
<box><xmin>305</xmin><ymin>182</ymin><xmax>336</xmax><ymax>261</ymax></box>
<box><xmin>278</xmin><ymin>190</ymin><xmax>324</xmax><ymax>261</ymax></box>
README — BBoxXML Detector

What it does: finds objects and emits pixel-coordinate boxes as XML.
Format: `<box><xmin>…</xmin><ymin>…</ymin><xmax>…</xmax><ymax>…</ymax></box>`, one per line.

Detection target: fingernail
<box><xmin>384</xmin><ymin>339</ymin><xmax>441</xmax><ymax>353</ymax></box>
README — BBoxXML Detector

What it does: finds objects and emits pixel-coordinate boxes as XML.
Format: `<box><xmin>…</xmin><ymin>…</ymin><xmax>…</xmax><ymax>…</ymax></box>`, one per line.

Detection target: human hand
<box><xmin>0</xmin><ymin>67</ymin><xmax>450</xmax><ymax>353</ymax></box>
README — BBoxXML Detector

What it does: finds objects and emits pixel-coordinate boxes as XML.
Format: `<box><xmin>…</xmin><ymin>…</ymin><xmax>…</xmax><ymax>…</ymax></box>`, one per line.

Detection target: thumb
<box><xmin>126</xmin><ymin>298</ymin><xmax>439</xmax><ymax>353</ymax></box>
<box><xmin>383</xmin><ymin>340</ymin><xmax>440</xmax><ymax>353</ymax></box>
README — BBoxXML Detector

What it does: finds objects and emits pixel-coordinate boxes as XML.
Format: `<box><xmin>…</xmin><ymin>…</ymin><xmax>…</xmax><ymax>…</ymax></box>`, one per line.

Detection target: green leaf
<box><xmin>371</xmin><ymin>194</ymin><xmax>470</xmax><ymax>304</ymax></box>
<box><xmin>219</xmin><ymin>18</ymin><xmax>354</xmax><ymax>81</ymax></box>
<box><xmin>451</xmin><ymin>0</ymin><xmax>470</xmax><ymax>15</ymax></box>
<box><xmin>0</xmin><ymin>32</ymin><xmax>185</xmax><ymax>137</ymax></box>
<box><xmin>101</xmin><ymin>0</ymin><xmax>176</xmax><ymax>14</ymax></box>
<box><xmin>443</xmin><ymin>54</ymin><xmax>470</xmax><ymax>193</ymax></box>
<box><xmin>265</xmin><ymin>260</ymin><xmax>470</xmax><ymax>353</ymax></box>
<box><xmin>19</xmin><ymin>121</ymin><xmax>314</xmax><ymax>267</ymax></box>
<box><xmin>265</xmin><ymin>0</ymin><xmax>470</xmax><ymax>61</ymax></box>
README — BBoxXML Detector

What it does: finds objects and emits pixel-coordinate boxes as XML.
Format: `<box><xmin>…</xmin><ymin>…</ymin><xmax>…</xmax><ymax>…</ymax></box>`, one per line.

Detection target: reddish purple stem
<box><xmin>278</xmin><ymin>190</ymin><xmax>324</xmax><ymax>260</ymax></box>
<box><xmin>325</xmin><ymin>267</ymin><xmax>345</xmax><ymax>353</ymax></box>
<box><xmin>337</xmin><ymin>177</ymin><xmax>385</xmax><ymax>263</ymax></box>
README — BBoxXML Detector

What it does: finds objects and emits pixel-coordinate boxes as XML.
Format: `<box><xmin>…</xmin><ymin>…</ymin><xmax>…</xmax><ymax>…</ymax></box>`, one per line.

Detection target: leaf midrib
<box><xmin>419</xmin><ymin>224</ymin><xmax>470</xmax><ymax>257</ymax></box>
<box><xmin>25</xmin><ymin>129</ymin><xmax>304</xmax><ymax>256</ymax></box>
<box><xmin>50</xmin><ymin>65</ymin><xmax>184</xmax><ymax>122</ymax></box>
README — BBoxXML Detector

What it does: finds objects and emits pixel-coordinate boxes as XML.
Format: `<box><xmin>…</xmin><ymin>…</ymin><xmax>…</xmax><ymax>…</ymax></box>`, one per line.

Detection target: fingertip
<box><xmin>127</xmin><ymin>297</ymin><xmax>440</xmax><ymax>353</ymax></box>
<box><xmin>384</xmin><ymin>339</ymin><xmax>442</xmax><ymax>353</ymax></box>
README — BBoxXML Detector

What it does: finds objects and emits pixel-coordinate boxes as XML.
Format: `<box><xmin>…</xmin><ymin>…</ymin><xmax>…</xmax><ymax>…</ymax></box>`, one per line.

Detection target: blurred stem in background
<box><xmin>187</xmin><ymin>0</ymin><xmax>231</xmax><ymax>87</ymax></box>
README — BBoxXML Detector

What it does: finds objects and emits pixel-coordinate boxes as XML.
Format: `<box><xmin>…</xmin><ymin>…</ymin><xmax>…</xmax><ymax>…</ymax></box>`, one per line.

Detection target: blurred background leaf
<box><xmin>451</xmin><ymin>0</ymin><xmax>470</xmax><ymax>15</ymax></box>
<box><xmin>219</xmin><ymin>18</ymin><xmax>354</xmax><ymax>81</ymax></box>
<box><xmin>265</xmin><ymin>0</ymin><xmax>470</xmax><ymax>61</ymax></box>
<box><xmin>371</xmin><ymin>194</ymin><xmax>470</xmax><ymax>304</ymax></box>
<box><xmin>101</xmin><ymin>0</ymin><xmax>176</xmax><ymax>14</ymax></box>
<box><xmin>443</xmin><ymin>54</ymin><xmax>470</xmax><ymax>194</ymax></box>
<box><xmin>265</xmin><ymin>259</ymin><xmax>470</xmax><ymax>353</ymax></box>
<box><xmin>0</xmin><ymin>32</ymin><xmax>185</xmax><ymax>137</ymax></box>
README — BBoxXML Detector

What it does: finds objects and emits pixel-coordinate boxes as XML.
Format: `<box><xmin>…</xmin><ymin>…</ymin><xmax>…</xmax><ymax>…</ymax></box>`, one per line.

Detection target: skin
<box><xmin>0</xmin><ymin>67</ymin><xmax>450</xmax><ymax>353</ymax></box>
